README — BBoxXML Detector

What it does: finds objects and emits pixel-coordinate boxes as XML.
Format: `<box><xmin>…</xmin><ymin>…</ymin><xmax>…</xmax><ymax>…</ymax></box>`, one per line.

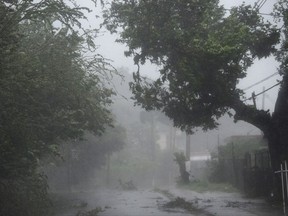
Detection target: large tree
<box><xmin>103</xmin><ymin>0</ymin><xmax>288</xmax><ymax>171</ymax></box>
<box><xmin>0</xmin><ymin>1</ymin><xmax>114</xmax><ymax>215</ymax></box>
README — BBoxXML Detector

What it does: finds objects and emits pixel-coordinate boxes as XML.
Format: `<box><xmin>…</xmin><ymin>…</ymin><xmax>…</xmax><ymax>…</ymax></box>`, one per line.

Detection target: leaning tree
<box><xmin>103</xmin><ymin>0</ymin><xmax>288</xmax><ymax>172</ymax></box>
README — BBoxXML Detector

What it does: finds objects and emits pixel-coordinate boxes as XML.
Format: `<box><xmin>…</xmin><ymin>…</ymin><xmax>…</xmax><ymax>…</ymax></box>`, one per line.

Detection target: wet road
<box><xmin>56</xmin><ymin>188</ymin><xmax>283</xmax><ymax>216</ymax></box>
<box><xmin>94</xmin><ymin>189</ymin><xmax>192</xmax><ymax>216</ymax></box>
<box><xmin>170</xmin><ymin>188</ymin><xmax>283</xmax><ymax>216</ymax></box>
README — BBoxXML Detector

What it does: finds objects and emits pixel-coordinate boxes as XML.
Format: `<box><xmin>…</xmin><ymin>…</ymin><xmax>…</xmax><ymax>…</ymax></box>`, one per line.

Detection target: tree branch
<box><xmin>231</xmin><ymin>98</ymin><xmax>272</xmax><ymax>134</ymax></box>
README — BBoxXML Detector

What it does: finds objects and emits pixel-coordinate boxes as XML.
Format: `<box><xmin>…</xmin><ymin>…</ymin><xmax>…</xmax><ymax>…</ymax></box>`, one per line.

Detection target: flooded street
<box><xmin>55</xmin><ymin>187</ymin><xmax>283</xmax><ymax>216</ymax></box>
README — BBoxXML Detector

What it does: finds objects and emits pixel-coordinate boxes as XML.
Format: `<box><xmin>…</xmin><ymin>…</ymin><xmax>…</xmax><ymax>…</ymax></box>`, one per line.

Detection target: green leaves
<box><xmin>104</xmin><ymin>0</ymin><xmax>280</xmax><ymax>132</ymax></box>
<box><xmin>0</xmin><ymin>1</ymin><xmax>116</xmax><ymax>215</ymax></box>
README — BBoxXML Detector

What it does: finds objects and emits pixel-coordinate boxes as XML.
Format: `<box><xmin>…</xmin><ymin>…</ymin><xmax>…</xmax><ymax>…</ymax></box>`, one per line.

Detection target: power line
<box><xmin>257</xmin><ymin>0</ymin><xmax>268</xmax><ymax>10</ymax></box>
<box><xmin>255</xmin><ymin>0</ymin><xmax>262</xmax><ymax>6</ymax></box>
<box><xmin>224</xmin><ymin>0</ymin><xmax>281</xmax><ymax>18</ymax></box>
<box><xmin>254</xmin><ymin>0</ymin><xmax>264</xmax><ymax>9</ymax></box>
<box><xmin>243</xmin><ymin>81</ymin><xmax>281</xmax><ymax>102</ymax></box>
<box><xmin>243</xmin><ymin>72</ymin><xmax>279</xmax><ymax>91</ymax></box>
<box><xmin>253</xmin><ymin>0</ymin><xmax>267</xmax><ymax>11</ymax></box>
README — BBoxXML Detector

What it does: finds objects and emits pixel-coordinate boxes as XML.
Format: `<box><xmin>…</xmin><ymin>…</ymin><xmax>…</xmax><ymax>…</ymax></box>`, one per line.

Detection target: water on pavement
<box><xmin>55</xmin><ymin>187</ymin><xmax>283</xmax><ymax>216</ymax></box>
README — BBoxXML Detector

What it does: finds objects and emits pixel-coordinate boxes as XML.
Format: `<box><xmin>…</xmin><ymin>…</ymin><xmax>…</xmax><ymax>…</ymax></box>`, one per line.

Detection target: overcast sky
<box><xmin>220</xmin><ymin>0</ymin><xmax>280</xmax><ymax>112</ymax></box>
<box><xmin>81</xmin><ymin>0</ymin><xmax>281</xmax><ymax>112</ymax></box>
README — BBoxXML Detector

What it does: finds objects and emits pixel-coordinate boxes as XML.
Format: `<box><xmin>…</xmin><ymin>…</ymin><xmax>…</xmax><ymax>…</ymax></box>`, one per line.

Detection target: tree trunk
<box><xmin>231</xmin><ymin>84</ymin><xmax>288</xmax><ymax>198</ymax></box>
<box><xmin>185</xmin><ymin>132</ymin><xmax>191</xmax><ymax>160</ymax></box>
<box><xmin>264</xmin><ymin>123</ymin><xmax>288</xmax><ymax>198</ymax></box>
<box><xmin>231</xmin><ymin>75</ymin><xmax>288</xmax><ymax>173</ymax></box>
<box><xmin>269</xmin><ymin>75</ymin><xmax>288</xmax><ymax>171</ymax></box>
<box><xmin>265</xmin><ymin>129</ymin><xmax>283</xmax><ymax>172</ymax></box>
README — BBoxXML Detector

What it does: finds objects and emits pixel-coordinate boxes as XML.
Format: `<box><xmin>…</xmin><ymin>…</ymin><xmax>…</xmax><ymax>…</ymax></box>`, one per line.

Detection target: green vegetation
<box><xmin>3</xmin><ymin>0</ymin><xmax>288</xmax><ymax>214</ymax></box>
<box><xmin>219</xmin><ymin>136</ymin><xmax>267</xmax><ymax>159</ymax></box>
<box><xmin>177</xmin><ymin>181</ymin><xmax>238</xmax><ymax>193</ymax></box>
<box><xmin>208</xmin><ymin>135</ymin><xmax>268</xmax><ymax>185</ymax></box>
<box><xmin>0</xmin><ymin>1</ymin><xmax>117</xmax><ymax>215</ymax></box>
<box><xmin>103</xmin><ymin>0</ymin><xmax>288</xmax><ymax>172</ymax></box>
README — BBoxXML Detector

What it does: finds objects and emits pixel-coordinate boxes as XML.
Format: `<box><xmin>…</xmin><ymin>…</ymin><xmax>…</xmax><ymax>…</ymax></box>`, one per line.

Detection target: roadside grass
<box><xmin>177</xmin><ymin>181</ymin><xmax>238</xmax><ymax>193</ymax></box>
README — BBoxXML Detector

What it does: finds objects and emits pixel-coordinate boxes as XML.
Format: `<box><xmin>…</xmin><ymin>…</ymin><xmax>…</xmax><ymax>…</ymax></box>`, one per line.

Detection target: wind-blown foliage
<box><xmin>0</xmin><ymin>1</ymin><xmax>114</xmax><ymax>215</ymax></box>
<box><xmin>103</xmin><ymin>1</ymin><xmax>284</xmax><ymax>157</ymax></box>
<box><xmin>103</xmin><ymin>0</ymin><xmax>279</xmax><ymax>132</ymax></box>
<box><xmin>103</xmin><ymin>0</ymin><xmax>288</xmax><ymax>175</ymax></box>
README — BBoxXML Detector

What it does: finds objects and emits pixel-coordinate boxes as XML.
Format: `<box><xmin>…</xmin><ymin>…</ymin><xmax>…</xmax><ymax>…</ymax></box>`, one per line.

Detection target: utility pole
<box><xmin>67</xmin><ymin>146</ymin><xmax>72</xmax><ymax>192</ymax></box>
<box><xmin>185</xmin><ymin>132</ymin><xmax>191</xmax><ymax>160</ymax></box>
<box><xmin>252</xmin><ymin>91</ymin><xmax>257</xmax><ymax>108</ymax></box>
<box><xmin>106</xmin><ymin>153</ymin><xmax>111</xmax><ymax>187</ymax></box>
<box><xmin>217</xmin><ymin>134</ymin><xmax>220</xmax><ymax>158</ymax></box>
<box><xmin>231</xmin><ymin>142</ymin><xmax>237</xmax><ymax>185</ymax></box>
<box><xmin>262</xmin><ymin>86</ymin><xmax>265</xmax><ymax>110</ymax></box>
<box><xmin>168</xmin><ymin>124</ymin><xmax>176</xmax><ymax>188</ymax></box>
<box><xmin>150</xmin><ymin>114</ymin><xmax>156</xmax><ymax>188</ymax></box>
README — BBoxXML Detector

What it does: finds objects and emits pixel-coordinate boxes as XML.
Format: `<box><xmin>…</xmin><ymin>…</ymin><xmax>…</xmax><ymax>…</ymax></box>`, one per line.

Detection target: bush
<box><xmin>0</xmin><ymin>173</ymin><xmax>50</xmax><ymax>216</ymax></box>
